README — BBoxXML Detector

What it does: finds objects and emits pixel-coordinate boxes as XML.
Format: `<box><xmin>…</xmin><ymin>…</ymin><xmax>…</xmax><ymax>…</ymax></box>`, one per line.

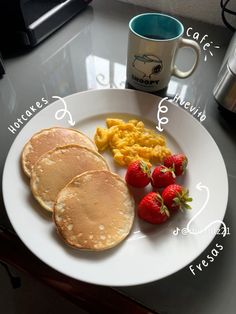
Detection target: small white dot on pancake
<box><xmin>94</xmin><ymin>242</ymin><xmax>103</xmax><ymax>249</ymax></box>
<box><xmin>117</xmin><ymin>229</ymin><xmax>125</xmax><ymax>235</ymax></box>
<box><xmin>100</xmin><ymin>235</ymin><xmax>106</xmax><ymax>240</ymax></box>
<box><xmin>44</xmin><ymin>201</ymin><xmax>54</xmax><ymax>209</ymax></box>
<box><xmin>106</xmin><ymin>239</ymin><xmax>114</xmax><ymax>245</ymax></box>
<box><xmin>81</xmin><ymin>175</ymin><xmax>92</xmax><ymax>183</ymax></box>
<box><xmin>99</xmin><ymin>224</ymin><xmax>104</xmax><ymax>231</ymax></box>
<box><xmin>44</xmin><ymin>158</ymin><xmax>56</xmax><ymax>166</ymax></box>
<box><xmin>67</xmin><ymin>224</ymin><xmax>73</xmax><ymax>231</ymax></box>
<box><xmin>55</xmin><ymin>215</ymin><xmax>62</xmax><ymax>222</ymax></box>
<box><xmin>78</xmin><ymin>233</ymin><xmax>83</xmax><ymax>237</ymax></box>
<box><xmin>32</xmin><ymin>182</ymin><xmax>38</xmax><ymax>191</ymax></box>
<box><xmin>89</xmin><ymin>235</ymin><xmax>93</xmax><ymax>239</ymax></box>
<box><xmin>56</xmin><ymin>203</ymin><xmax>65</xmax><ymax>213</ymax></box>
<box><xmin>27</xmin><ymin>143</ymin><xmax>33</xmax><ymax>152</ymax></box>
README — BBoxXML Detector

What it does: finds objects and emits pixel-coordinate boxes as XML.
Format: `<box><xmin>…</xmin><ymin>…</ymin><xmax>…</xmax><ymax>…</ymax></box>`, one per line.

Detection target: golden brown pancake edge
<box><xmin>30</xmin><ymin>144</ymin><xmax>110</xmax><ymax>212</ymax></box>
<box><xmin>53</xmin><ymin>170</ymin><xmax>135</xmax><ymax>251</ymax></box>
<box><xmin>21</xmin><ymin>126</ymin><xmax>98</xmax><ymax>177</ymax></box>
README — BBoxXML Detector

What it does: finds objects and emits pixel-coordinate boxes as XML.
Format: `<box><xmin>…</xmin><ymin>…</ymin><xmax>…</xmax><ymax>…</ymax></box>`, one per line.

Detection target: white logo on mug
<box><xmin>132</xmin><ymin>54</ymin><xmax>163</xmax><ymax>79</ymax></box>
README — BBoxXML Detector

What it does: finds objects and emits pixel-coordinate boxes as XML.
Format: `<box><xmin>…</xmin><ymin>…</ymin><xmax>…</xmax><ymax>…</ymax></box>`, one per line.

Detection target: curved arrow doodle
<box><xmin>179</xmin><ymin>182</ymin><xmax>227</xmax><ymax>237</ymax></box>
<box><xmin>156</xmin><ymin>97</ymin><xmax>169</xmax><ymax>132</ymax></box>
<box><xmin>53</xmin><ymin>96</ymin><xmax>75</xmax><ymax>126</ymax></box>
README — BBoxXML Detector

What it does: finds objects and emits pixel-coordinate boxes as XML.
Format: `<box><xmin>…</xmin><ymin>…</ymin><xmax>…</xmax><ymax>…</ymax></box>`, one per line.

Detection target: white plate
<box><xmin>2</xmin><ymin>89</ymin><xmax>228</xmax><ymax>286</ymax></box>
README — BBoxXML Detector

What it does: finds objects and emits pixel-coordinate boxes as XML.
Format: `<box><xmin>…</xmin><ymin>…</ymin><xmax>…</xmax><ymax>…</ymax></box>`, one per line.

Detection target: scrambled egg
<box><xmin>94</xmin><ymin>118</ymin><xmax>171</xmax><ymax>167</ymax></box>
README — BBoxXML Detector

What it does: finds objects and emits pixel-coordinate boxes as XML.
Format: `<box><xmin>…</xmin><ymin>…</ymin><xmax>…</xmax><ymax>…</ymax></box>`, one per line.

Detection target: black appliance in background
<box><xmin>0</xmin><ymin>55</ymin><xmax>5</xmax><ymax>77</ymax></box>
<box><xmin>0</xmin><ymin>0</ymin><xmax>92</xmax><ymax>50</ymax></box>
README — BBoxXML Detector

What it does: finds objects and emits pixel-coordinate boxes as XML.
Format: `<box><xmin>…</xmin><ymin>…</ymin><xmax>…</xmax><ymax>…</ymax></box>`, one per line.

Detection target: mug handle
<box><xmin>172</xmin><ymin>38</ymin><xmax>201</xmax><ymax>78</ymax></box>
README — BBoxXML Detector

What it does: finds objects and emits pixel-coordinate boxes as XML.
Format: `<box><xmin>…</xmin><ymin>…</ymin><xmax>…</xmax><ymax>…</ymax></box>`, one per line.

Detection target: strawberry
<box><xmin>138</xmin><ymin>192</ymin><xmax>170</xmax><ymax>224</ymax></box>
<box><xmin>162</xmin><ymin>184</ymin><xmax>192</xmax><ymax>211</ymax></box>
<box><xmin>125</xmin><ymin>160</ymin><xmax>151</xmax><ymax>188</ymax></box>
<box><xmin>164</xmin><ymin>153</ymin><xmax>188</xmax><ymax>176</ymax></box>
<box><xmin>151</xmin><ymin>165</ymin><xmax>176</xmax><ymax>188</ymax></box>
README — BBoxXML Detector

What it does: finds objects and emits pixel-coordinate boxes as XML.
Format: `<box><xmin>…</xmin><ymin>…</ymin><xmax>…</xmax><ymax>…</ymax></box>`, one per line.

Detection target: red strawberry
<box><xmin>125</xmin><ymin>160</ymin><xmax>151</xmax><ymax>188</ymax></box>
<box><xmin>138</xmin><ymin>192</ymin><xmax>170</xmax><ymax>224</ymax></box>
<box><xmin>164</xmin><ymin>154</ymin><xmax>188</xmax><ymax>176</ymax></box>
<box><xmin>151</xmin><ymin>165</ymin><xmax>176</xmax><ymax>188</ymax></box>
<box><xmin>162</xmin><ymin>184</ymin><xmax>192</xmax><ymax>211</ymax></box>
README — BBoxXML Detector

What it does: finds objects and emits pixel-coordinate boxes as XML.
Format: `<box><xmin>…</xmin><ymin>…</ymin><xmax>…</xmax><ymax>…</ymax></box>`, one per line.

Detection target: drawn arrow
<box><xmin>186</xmin><ymin>182</ymin><xmax>227</xmax><ymax>237</ymax></box>
<box><xmin>53</xmin><ymin>96</ymin><xmax>75</xmax><ymax>126</ymax></box>
<box><xmin>156</xmin><ymin>97</ymin><xmax>169</xmax><ymax>132</ymax></box>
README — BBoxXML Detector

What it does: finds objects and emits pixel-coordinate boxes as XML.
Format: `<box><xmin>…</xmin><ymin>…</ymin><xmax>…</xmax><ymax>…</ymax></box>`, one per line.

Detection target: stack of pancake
<box><xmin>21</xmin><ymin>127</ymin><xmax>134</xmax><ymax>251</ymax></box>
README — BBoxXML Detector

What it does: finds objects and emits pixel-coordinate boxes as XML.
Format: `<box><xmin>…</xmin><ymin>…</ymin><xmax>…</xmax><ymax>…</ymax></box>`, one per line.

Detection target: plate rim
<box><xmin>2</xmin><ymin>88</ymin><xmax>229</xmax><ymax>286</ymax></box>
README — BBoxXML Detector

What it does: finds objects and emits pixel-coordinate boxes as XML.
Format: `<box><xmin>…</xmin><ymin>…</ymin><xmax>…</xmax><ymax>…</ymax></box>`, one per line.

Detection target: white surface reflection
<box><xmin>86</xmin><ymin>55</ymin><xmax>126</xmax><ymax>89</ymax></box>
<box><xmin>0</xmin><ymin>75</ymin><xmax>17</xmax><ymax>114</ymax></box>
<box><xmin>167</xmin><ymin>80</ymin><xmax>178</xmax><ymax>96</ymax></box>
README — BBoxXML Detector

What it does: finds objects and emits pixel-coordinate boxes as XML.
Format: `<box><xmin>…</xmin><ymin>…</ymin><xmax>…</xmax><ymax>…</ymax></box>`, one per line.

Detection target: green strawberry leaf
<box><xmin>160</xmin><ymin>167</ymin><xmax>169</xmax><ymax>173</ymax></box>
<box><xmin>164</xmin><ymin>206</ymin><xmax>170</xmax><ymax>217</ymax></box>
<box><xmin>140</xmin><ymin>160</ymin><xmax>151</xmax><ymax>176</ymax></box>
<box><xmin>171</xmin><ymin>188</ymin><xmax>193</xmax><ymax>211</ymax></box>
<box><xmin>160</xmin><ymin>167</ymin><xmax>176</xmax><ymax>179</ymax></box>
<box><xmin>181</xmin><ymin>157</ymin><xmax>188</xmax><ymax>174</ymax></box>
<box><xmin>156</xmin><ymin>194</ymin><xmax>170</xmax><ymax>217</ymax></box>
<box><xmin>160</xmin><ymin>204</ymin><xmax>170</xmax><ymax>217</ymax></box>
<box><xmin>173</xmin><ymin>197</ymin><xmax>181</xmax><ymax>205</ymax></box>
<box><xmin>156</xmin><ymin>194</ymin><xmax>163</xmax><ymax>204</ymax></box>
<box><xmin>184</xmin><ymin>204</ymin><xmax>192</xmax><ymax>210</ymax></box>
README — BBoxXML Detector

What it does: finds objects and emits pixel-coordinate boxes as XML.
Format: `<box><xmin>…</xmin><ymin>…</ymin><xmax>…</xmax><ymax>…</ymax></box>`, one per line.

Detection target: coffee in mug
<box><xmin>126</xmin><ymin>13</ymin><xmax>201</xmax><ymax>92</ymax></box>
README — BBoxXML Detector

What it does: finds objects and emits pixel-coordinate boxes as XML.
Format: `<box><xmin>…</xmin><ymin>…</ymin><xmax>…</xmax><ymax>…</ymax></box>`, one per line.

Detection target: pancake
<box><xmin>22</xmin><ymin>127</ymin><xmax>97</xmax><ymax>177</ymax></box>
<box><xmin>54</xmin><ymin>170</ymin><xmax>135</xmax><ymax>251</ymax></box>
<box><xmin>30</xmin><ymin>145</ymin><xmax>109</xmax><ymax>212</ymax></box>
